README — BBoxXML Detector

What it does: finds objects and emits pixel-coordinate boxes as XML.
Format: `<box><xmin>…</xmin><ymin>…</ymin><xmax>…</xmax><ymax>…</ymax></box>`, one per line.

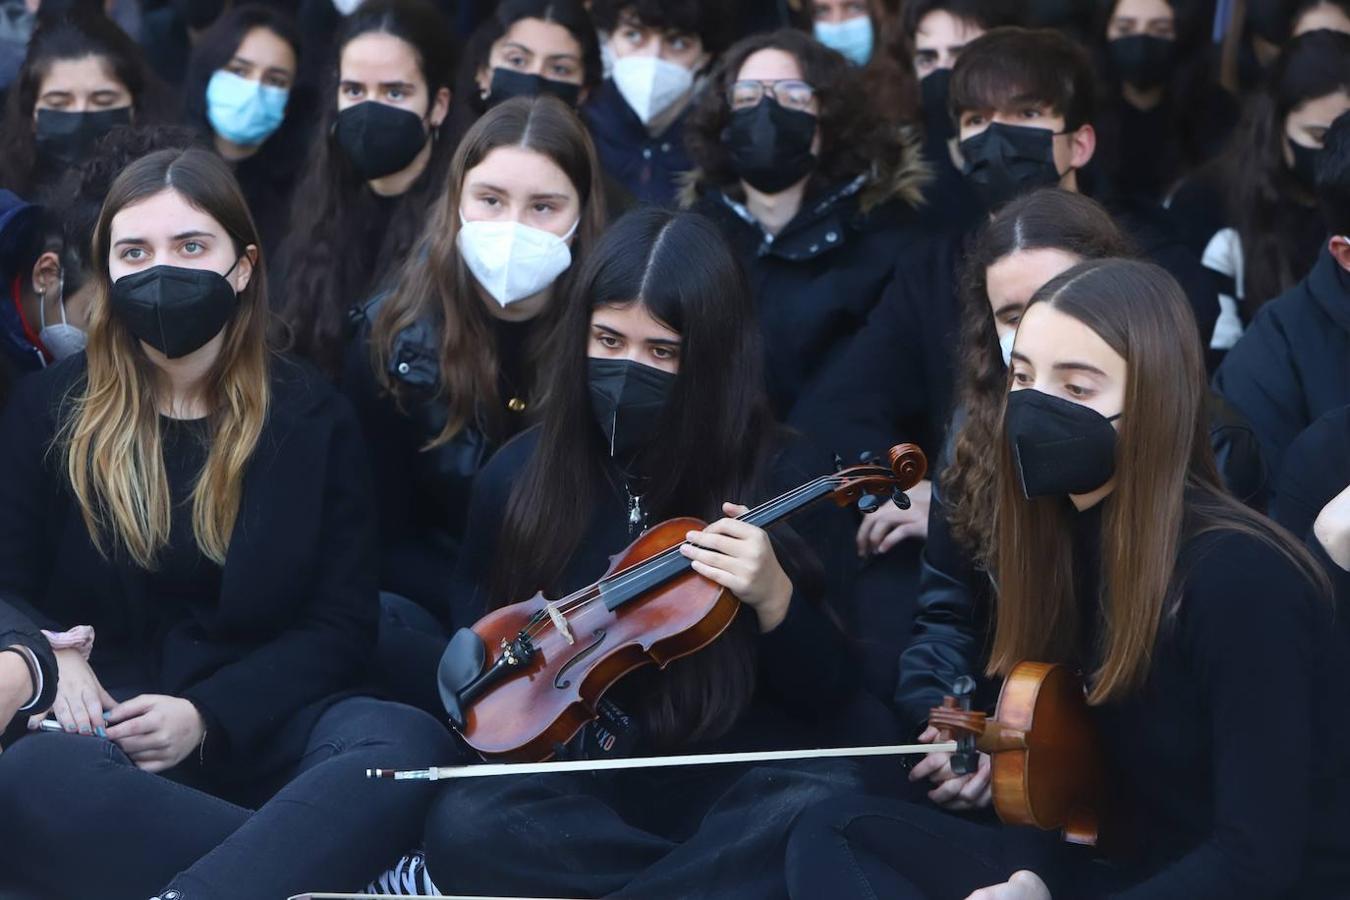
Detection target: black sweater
<box><xmin>449</xmin><ymin>426</ymin><xmax>867</xmax><ymax>754</ymax></box>
<box><xmin>0</xmin><ymin>354</ymin><xmax>379</xmax><ymax>781</ymax></box>
<box><xmin>904</xmin><ymin>496</ymin><xmax>1350</xmax><ymax>898</ymax></box>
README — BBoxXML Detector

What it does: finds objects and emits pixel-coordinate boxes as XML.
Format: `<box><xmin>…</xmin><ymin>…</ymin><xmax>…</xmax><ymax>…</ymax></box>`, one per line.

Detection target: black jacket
<box><xmin>1214</xmin><ymin>247</ymin><xmax>1350</xmax><ymax>484</ymax></box>
<box><xmin>687</xmin><ymin>147</ymin><xmax>929</xmax><ymax>423</ymax></box>
<box><xmin>0</xmin><ymin>354</ymin><xmax>378</xmax><ymax>781</ymax></box>
<box><xmin>0</xmin><ymin>599</ymin><xmax>57</xmax><ymax>746</ymax></box>
<box><xmin>1272</xmin><ymin>404</ymin><xmax>1350</xmax><ymax>612</ymax></box>
<box><xmin>582</xmin><ymin>79</ymin><xmax>692</xmax><ymax>208</ymax></box>
<box><xmin>342</xmin><ymin>295</ymin><xmax>507</xmax><ymax>621</ymax></box>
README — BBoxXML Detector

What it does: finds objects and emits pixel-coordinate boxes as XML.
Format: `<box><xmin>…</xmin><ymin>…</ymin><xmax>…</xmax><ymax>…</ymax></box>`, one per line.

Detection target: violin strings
<box><xmin>520</xmin><ymin>465</ymin><xmax>899</xmax><ymax>642</ymax></box>
<box><xmin>520</xmin><ymin>471</ymin><xmax>868</xmax><ymax>642</ymax></box>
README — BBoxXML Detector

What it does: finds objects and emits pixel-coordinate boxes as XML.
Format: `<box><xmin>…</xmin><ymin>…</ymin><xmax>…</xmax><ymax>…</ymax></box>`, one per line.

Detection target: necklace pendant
<box><xmin>627</xmin><ymin>492</ymin><xmax>644</xmax><ymax>532</ymax></box>
<box><xmin>507</xmin><ymin>396</ymin><xmax>526</xmax><ymax>413</ymax></box>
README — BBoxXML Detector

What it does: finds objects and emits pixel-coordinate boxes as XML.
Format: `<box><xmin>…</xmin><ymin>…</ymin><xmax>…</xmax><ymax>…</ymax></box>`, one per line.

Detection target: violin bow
<box><xmin>367</xmin><ymin>741</ymin><xmax>958</xmax><ymax>781</ymax></box>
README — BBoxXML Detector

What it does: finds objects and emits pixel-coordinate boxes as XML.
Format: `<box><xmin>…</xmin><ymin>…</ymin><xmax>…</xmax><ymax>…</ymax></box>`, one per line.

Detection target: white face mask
<box><xmin>457</xmin><ymin>214</ymin><xmax>579</xmax><ymax>307</ymax></box>
<box><xmin>38</xmin><ymin>275</ymin><xmax>86</xmax><ymax>362</ymax></box>
<box><xmin>999</xmin><ymin>329</ymin><xmax>1016</xmax><ymax>368</ymax></box>
<box><xmin>610</xmin><ymin>55</ymin><xmax>694</xmax><ymax>126</ymax></box>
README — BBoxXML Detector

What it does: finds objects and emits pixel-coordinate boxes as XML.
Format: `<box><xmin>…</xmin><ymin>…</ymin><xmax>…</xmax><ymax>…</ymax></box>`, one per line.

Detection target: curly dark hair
<box><xmin>944</xmin><ymin>189</ymin><xmax>1135</xmax><ymax>560</ymax></box>
<box><xmin>684</xmin><ymin>28</ymin><xmax>922</xmax><ymax>209</ymax></box>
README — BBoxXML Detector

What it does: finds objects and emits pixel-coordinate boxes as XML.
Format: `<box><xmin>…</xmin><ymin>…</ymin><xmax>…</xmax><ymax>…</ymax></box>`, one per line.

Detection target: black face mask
<box><xmin>1005</xmin><ymin>389</ymin><xmax>1120</xmax><ymax>499</ymax></box>
<box><xmin>1108</xmin><ymin>35</ymin><xmax>1177</xmax><ymax>89</ymax></box>
<box><xmin>35</xmin><ymin>107</ymin><xmax>132</xmax><ymax>166</ymax></box>
<box><xmin>111</xmin><ymin>261</ymin><xmax>241</xmax><ymax>359</ymax></box>
<box><xmin>920</xmin><ymin>68</ymin><xmax>955</xmax><ymax>143</ymax></box>
<box><xmin>960</xmin><ymin>122</ymin><xmax>1064</xmax><ymax>212</ymax></box>
<box><xmin>724</xmin><ymin>99</ymin><xmax>818</xmax><ymax>194</ymax></box>
<box><xmin>334</xmin><ymin>101</ymin><xmax>429</xmax><ymax>181</ymax></box>
<box><xmin>1288</xmin><ymin>139</ymin><xmax>1321</xmax><ymax>192</ymax></box>
<box><xmin>486</xmin><ymin>67</ymin><xmax>582</xmax><ymax>109</ymax></box>
<box><xmin>588</xmin><ymin>357</ymin><xmax>677</xmax><ymax>458</ymax></box>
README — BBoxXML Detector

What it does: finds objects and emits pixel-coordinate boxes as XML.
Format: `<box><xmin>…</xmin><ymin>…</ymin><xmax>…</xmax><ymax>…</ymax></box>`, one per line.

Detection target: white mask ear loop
<box><xmin>38</xmin><ymin>271</ymin><xmax>68</xmax><ymax>330</ymax></box>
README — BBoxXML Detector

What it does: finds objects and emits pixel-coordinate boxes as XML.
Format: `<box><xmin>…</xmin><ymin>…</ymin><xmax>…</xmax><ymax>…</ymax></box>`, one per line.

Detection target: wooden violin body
<box><xmin>930</xmin><ymin>662</ymin><xmax>1111</xmax><ymax>849</ymax></box>
<box><xmin>459</xmin><ymin>517</ymin><xmax>735</xmax><ymax>762</ymax></box>
<box><xmin>441</xmin><ymin>444</ymin><xmax>928</xmax><ymax>763</ymax></box>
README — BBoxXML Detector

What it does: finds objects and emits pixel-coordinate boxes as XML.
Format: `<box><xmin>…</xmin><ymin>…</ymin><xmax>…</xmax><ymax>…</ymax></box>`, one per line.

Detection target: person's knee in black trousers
<box><xmin>375</xmin><ymin>593</ymin><xmax>453</xmax><ymax>718</ymax></box>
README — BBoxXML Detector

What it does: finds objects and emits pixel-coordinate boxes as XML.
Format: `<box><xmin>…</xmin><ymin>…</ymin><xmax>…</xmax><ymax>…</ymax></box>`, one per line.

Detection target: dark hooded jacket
<box><xmin>582</xmin><ymin>79</ymin><xmax>693</xmax><ymax>208</ymax></box>
<box><xmin>1214</xmin><ymin>246</ymin><xmax>1350</xmax><ymax>484</ymax></box>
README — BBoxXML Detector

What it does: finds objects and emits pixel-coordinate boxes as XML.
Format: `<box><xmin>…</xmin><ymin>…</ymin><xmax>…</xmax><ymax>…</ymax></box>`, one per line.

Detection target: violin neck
<box><xmin>598</xmin><ymin>477</ymin><xmax>836</xmax><ymax>612</ymax></box>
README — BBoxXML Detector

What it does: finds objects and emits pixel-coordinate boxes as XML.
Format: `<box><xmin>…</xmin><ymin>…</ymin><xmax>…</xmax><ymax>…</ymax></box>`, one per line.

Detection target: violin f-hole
<box><xmin>554</xmin><ymin>628</ymin><xmax>608</xmax><ymax>689</ymax></box>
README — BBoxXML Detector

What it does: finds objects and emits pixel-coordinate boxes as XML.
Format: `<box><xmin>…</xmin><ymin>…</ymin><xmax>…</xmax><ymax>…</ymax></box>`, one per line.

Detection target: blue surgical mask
<box><xmin>815</xmin><ymin>16</ymin><xmax>874</xmax><ymax>66</ymax></box>
<box><xmin>206</xmin><ymin>70</ymin><xmax>289</xmax><ymax>147</ymax></box>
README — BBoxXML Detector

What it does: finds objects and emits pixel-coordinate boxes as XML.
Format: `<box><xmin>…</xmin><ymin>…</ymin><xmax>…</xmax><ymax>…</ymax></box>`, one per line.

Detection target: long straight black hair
<box><xmin>491</xmin><ymin>207</ymin><xmax>780</xmax><ymax>747</ymax></box>
<box><xmin>275</xmin><ymin>0</ymin><xmax>456</xmax><ymax>376</ymax></box>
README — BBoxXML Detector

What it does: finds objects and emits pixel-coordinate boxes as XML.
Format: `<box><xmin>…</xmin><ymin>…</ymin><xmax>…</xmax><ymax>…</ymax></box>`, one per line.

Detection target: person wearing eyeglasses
<box><xmin>682</xmin><ymin>28</ymin><xmax>928</xmax><ymax>428</ymax></box>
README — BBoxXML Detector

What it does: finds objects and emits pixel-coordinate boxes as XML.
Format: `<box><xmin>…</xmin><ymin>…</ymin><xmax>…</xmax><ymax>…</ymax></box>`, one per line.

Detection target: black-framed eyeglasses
<box><xmin>728</xmin><ymin>79</ymin><xmax>816</xmax><ymax>112</ymax></box>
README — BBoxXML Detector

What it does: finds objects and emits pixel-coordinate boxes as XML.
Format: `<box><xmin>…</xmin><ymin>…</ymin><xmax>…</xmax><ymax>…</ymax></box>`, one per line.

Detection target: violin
<box><xmin>436</xmin><ymin>444</ymin><xmax>928</xmax><ymax>762</ymax></box>
<box><xmin>928</xmin><ymin>661</ymin><xmax>1113</xmax><ymax>850</ymax></box>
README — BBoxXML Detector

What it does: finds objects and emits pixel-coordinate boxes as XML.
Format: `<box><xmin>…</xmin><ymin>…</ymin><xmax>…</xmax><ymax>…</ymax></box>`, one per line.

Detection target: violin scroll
<box><xmin>888</xmin><ymin>443</ymin><xmax>927</xmax><ymax>489</ymax></box>
<box><xmin>829</xmin><ymin>443</ymin><xmax>929</xmax><ymax>512</ymax></box>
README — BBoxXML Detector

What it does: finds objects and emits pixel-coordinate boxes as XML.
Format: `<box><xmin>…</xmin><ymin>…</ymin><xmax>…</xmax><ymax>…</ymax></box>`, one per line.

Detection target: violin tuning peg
<box><xmin>857</xmin><ymin>493</ymin><xmax>881</xmax><ymax>515</ymax></box>
<box><xmin>833</xmin><ymin>453</ymin><xmax>845</xmax><ymax>472</ymax></box>
<box><xmin>952</xmin><ymin>675</ymin><xmax>976</xmax><ymax>700</ymax></box>
<box><xmin>891</xmin><ymin>488</ymin><xmax>911</xmax><ymax>511</ymax></box>
<box><xmin>858</xmin><ymin>450</ymin><xmax>876</xmax><ymax>465</ymax></box>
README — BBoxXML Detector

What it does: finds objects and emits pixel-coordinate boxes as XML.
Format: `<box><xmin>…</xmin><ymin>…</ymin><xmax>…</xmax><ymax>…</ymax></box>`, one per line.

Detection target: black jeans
<box><xmin>423</xmin><ymin>760</ymin><xmax>865</xmax><ymax>899</ymax></box>
<box><xmin>0</xmin><ymin>696</ymin><xmax>454</xmax><ymax>900</ymax></box>
<box><xmin>785</xmin><ymin>795</ymin><xmax>1121</xmax><ymax>900</ymax></box>
<box><xmin>376</xmin><ymin>591</ymin><xmax>452</xmax><ymax>719</ymax></box>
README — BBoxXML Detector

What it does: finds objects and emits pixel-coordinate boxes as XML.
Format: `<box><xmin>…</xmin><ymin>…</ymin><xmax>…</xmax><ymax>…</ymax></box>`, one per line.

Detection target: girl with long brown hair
<box><xmin>785</xmin><ymin>258</ymin><xmax>1347</xmax><ymax>899</ymax></box>
<box><xmin>0</xmin><ymin>147</ymin><xmax>451</xmax><ymax>899</ymax></box>
<box><xmin>341</xmin><ymin>95</ymin><xmax>606</xmax><ymax>713</ymax></box>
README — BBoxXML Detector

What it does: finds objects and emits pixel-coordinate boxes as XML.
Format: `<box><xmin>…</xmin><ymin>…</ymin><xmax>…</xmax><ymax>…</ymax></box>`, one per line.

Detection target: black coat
<box><xmin>0</xmin><ymin>354</ymin><xmax>378</xmax><ymax>781</ymax></box>
<box><xmin>1214</xmin><ymin>247</ymin><xmax>1350</xmax><ymax>484</ymax></box>
<box><xmin>0</xmin><ymin>598</ymin><xmax>57</xmax><ymax>746</ymax></box>
<box><xmin>1271</xmin><ymin>404</ymin><xmax>1350</xmax><ymax>613</ymax></box>
<box><xmin>690</xmin><ymin>166</ymin><xmax>929</xmax><ymax>424</ymax></box>
<box><xmin>581</xmin><ymin>79</ymin><xmax>692</xmax><ymax>208</ymax></box>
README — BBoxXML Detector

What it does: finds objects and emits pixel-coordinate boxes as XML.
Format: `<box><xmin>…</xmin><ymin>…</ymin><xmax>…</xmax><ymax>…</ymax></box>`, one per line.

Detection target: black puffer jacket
<box><xmin>342</xmin><ymin>294</ymin><xmax>509</xmax><ymax>622</ymax></box>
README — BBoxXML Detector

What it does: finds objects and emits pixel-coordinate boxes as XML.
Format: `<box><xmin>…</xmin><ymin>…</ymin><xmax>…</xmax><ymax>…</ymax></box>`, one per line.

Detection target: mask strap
<box><xmin>560</xmin><ymin>216</ymin><xmax>580</xmax><ymax>241</ymax></box>
<box><xmin>1105</xmin><ymin>412</ymin><xmax>1122</xmax><ymax>423</ymax></box>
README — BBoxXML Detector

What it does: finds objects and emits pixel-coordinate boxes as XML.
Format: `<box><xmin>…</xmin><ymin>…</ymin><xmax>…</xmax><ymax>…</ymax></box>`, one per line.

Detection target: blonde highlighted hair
<box><xmin>62</xmin><ymin>148</ymin><xmax>270</xmax><ymax>568</ymax></box>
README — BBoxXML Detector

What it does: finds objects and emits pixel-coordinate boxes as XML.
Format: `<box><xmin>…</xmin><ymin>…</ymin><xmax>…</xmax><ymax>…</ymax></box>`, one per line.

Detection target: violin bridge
<box><xmin>545</xmin><ymin>601</ymin><xmax>575</xmax><ymax>645</ymax></box>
